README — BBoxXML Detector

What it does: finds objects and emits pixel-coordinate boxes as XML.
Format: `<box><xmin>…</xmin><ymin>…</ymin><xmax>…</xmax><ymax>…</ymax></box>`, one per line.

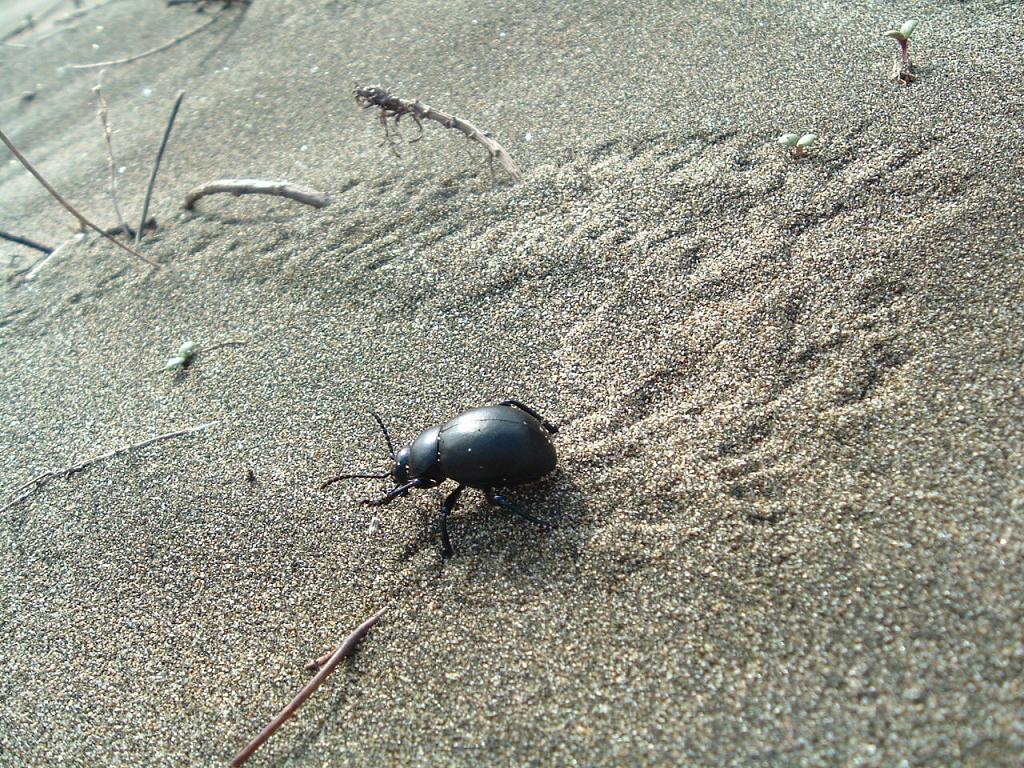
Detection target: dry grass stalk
<box><xmin>0</xmin><ymin>421</ymin><xmax>219</xmax><ymax>513</ymax></box>
<box><xmin>69</xmin><ymin>8</ymin><xmax>225</xmax><ymax>70</ymax></box>
<box><xmin>137</xmin><ymin>90</ymin><xmax>185</xmax><ymax>244</ymax></box>
<box><xmin>229</xmin><ymin>607</ymin><xmax>387</xmax><ymax>767</ymax></box>
<box><xmin>92</xmin><ymin>69</ymin><xmax>130</xmax><ymax>238</ymax></box>
<box><xmin>0</xmin><ymin>230</ymin><xmax>53</xmax><ymax>255</ymax></box>
<box><xmin>0</xmin><ymin>127</ymin><xmax>157</xmax><ymax>268</ymax></box>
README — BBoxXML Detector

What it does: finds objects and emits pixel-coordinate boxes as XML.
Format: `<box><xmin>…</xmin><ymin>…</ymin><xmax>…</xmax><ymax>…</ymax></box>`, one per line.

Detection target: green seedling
<box><xmin>164</xmin><ymin>341</ymin><xmax>198</xmax><ymax>372</ymax></box>
<box><xmin>777</xmin><ymin>132</ymin><xmax>818</xmax><ymax>159</ymax></box>
<box><xmin>885</xmin><ymin>19</ymin><xmax>919</xmax><ymax>84</ymax></box>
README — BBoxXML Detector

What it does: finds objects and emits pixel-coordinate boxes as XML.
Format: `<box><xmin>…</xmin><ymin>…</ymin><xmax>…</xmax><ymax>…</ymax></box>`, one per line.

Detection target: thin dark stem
<box><xmin>229</xmin><ymin>607</ymin><xmax>386</xmax><ymax>767</ymax></box>
<box><xmin>0</xmin><ymin>0</ymin><xmax>65</xmax><ymax>42</ymax></box>
<box><xmin>0</xmin><ymin>230</ymin><xmax>53</xmax><ymax>254</ymax></box>
<box><xmin>137</xmin><ymin>90</ymin><xmax>184</xmax><ymax>244</ymax></box>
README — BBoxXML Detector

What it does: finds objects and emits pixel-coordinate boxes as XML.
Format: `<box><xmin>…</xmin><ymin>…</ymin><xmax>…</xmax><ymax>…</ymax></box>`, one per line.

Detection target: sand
<box><xmin>1</xmin><ymin>0</ymin><xmax>1022</xmax><ymax>765</ymax></box>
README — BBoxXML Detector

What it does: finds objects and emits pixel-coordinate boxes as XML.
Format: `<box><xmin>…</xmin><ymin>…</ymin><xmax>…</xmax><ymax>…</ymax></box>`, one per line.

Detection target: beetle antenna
<box><xmin>370</xmin><ymin>411</ymin><xmax>396</xmax><ymax>459</ymax></box>
<box><xmin>320</xmin><ymin>472</ymin><xmax>390</xmax><ymax>490</ymax></box>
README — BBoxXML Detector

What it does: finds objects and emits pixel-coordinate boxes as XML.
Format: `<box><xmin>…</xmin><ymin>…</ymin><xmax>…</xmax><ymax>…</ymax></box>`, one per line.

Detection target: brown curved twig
<box><xmin>184</xmin><ymin>179</ymin><xmax>332</xmax><ymax>210</ymax></box>
<box><xmin>229</xmin><ymin>607</ymin><xmax>386</xmax><ymax>767</ymax></box>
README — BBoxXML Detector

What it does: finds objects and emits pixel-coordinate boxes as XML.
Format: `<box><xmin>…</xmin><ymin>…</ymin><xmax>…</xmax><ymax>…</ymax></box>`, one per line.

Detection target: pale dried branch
<box><xmin>137</xmin><ymin>90</ymin><xmax>185</xmax><ymax>244</ymax></box>
<box><xmin>355</xmin><ymin>86</ymin><xmax>523</xmax><ymax>182</ymax></box>
<box><xmin>0</xmin><ymin>421</ymin><xmax>219</xmax><ymax>513</ymax></box>
<box><xmin>53</xmin><ymin>0</ymin><xmax>120</xmax><ymax>28</ymax></box>
<box><xmin>229</xmin><ymin>607</ymin><xmax>387</xmax><ymax>767</ymax></box>
<box><xmin>0</xmin><ymin>127</ymin><xmax>157</xmax><ymax>268</ymax></box>
<box><xmin>184</xmin><ymin>179</ymin><xmax>332</xmax><ymax>210</ymax></box>
<box><xmin>68</xmin><ymin>9</ymin><xmax>223</xmax><ymax>70</ymax></box>
<box><xmin>92</xmin><ymin>70</ymin><xmax>129</xmax><ymax>238</ymax></box>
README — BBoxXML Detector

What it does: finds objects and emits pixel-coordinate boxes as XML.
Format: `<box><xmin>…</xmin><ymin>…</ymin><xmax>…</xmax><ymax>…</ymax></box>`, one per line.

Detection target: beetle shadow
<box><xmin>397</xmin><ymin>469</ymin><xmax>592</xmax><ymax>577</ymax></box>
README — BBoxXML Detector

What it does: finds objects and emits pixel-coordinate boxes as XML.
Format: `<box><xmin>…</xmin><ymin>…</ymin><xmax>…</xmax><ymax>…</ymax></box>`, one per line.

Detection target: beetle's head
<box><xmin>391</xmin><ymin>445</ymin><xmax>410</xmax><ymax>485</ymax></box>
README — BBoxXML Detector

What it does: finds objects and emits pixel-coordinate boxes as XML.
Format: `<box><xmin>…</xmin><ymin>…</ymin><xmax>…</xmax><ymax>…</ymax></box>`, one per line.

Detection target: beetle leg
<box><xmin>364</xmin><ymin>479</ymin><xmax>425</xmax><ymax>507</ymax></box>
<box><xmin>485</xmin><ymin>489</ymin><xmax>554</xmax><ymax>528</ymax></box>
<box><xmin>496</xmin><ymin>400</ymin><xmax>559</xmax><ymax>434</ymax></box>
<box><xmin>439</xmin><ymin>484</ymin><xmax>465</xmax><ymax>558</ymax></box>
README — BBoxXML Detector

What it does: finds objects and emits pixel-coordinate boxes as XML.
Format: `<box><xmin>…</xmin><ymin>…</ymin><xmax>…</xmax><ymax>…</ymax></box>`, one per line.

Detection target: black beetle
<box><xmin>321</xmin><ymin>400</ymin><xmax>559</xmax><ymax>557</ymax></box>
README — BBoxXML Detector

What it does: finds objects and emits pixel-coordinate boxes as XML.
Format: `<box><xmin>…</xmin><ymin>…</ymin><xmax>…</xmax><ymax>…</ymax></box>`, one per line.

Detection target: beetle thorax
<box><xmin>404</xmin><ymin>425</ymin><xmax>445</xmax><ymax>483</ymax></box>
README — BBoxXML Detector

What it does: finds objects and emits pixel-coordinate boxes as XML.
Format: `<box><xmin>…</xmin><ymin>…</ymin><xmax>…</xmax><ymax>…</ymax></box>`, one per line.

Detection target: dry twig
<box><xmin>354</xmin><ymin>86</ymin><xmax>523</xmax><ymax>182</ymax></box>
<box><xmin>229</xmin><ymin>607</ymin><xmax>387</xmax><ymax>767</ymax></box>
<box><xmin>8</xmin><ymin>235</ymin><xmax>79</xmax><ymax>283</ymax></box>
<box><xmin>137</xmin><ymin>90</ymin><xmax>185</xmax><ymax>244</ymax></box>
<box><xmin>0</xmin><ymin>421</ymin><xmax>219</xmax><ymax>513</ymax></box>
<box><xmin>201</xmin><ymin>338</ymin><xmax>248</xmax><ymax>355</ymax></box>
<box><xmin>92</xmin><ymin>70</ymin><xmax>129</xmax><ymax>238</ymax></box>
<box><xmin>153</xmin><ymin>338</ymin><xmax>248</xmax><ymax>375</ymax></box>
<box><xmin>167</xmin><ymin>0</ymin><xmax>249</xmax><ymax>6</ymax></box>
<box><xmin>53</xmin><ymin>0</ymin><xmax>119</xmax><ymax>28</ymax></box>
<box><xmin>69</xmin><ymin>8</ymin><xmax>225</xmax><ymax>70</ymax></box>
<box><xmin>0</xmin><ymin>230</ymin><xmax>53</xmax><ymax>255</ymax></box>
<box><xmin>0</xmin><ymin>0</ymin><xmax>65</xmax><ymax>42</ymax></box>
<box><xmin>0</xmin><ymin>127</ymin><xmax>157</xmax><ymax>268</ymax></box>
<box><xmin>184</xmin><ymin>179</ymin><xmax>332</xmax><ymax>211</ymax></box>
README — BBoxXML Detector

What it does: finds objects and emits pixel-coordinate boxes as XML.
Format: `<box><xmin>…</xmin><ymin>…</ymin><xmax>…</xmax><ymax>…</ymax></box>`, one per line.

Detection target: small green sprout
<box><xmin>163</xmin><ymin>340</ymin><xmax>198</xmax><ymax>372</ymax></box>
<box><xmin>885</xmin><ymin>19</ymin><xmax>919</xmax><ymax>83</ymax></box>
<box><xmin>777</xmin><ymin>132</ymin><xmax>818</xmax><ymax>159</ymax></box>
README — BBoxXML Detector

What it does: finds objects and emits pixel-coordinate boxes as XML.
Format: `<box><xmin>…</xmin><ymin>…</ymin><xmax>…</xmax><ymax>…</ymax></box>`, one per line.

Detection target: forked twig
<box><xmin>354</xmin><ymin>86</ymin><xmax>523</xmax><ymax>182</ymax></box>
<box><xmin>137</xmin><ymin>90</ymin><xmax>185</xmax><ymax>244</ymax></box>
<box><xmin>229</xmin><ymin>607</ymin><xmax>387</xmax><ymax>767</ymax></box>
<box><xmin>184</xmin><ymin>179</ymin><xmax>331</xmax><ymax>210</ymax></box>
<box><xmin>304</xmin><ymin>649</ymin><xmax>334</xmax><ymax>673</ymax></box>
<box><xmin>92</xmin><ymin>70</ymin><xmax>129</xmax><ymax>238</ymax></box>
<box><xmin>0</xmin><ymin>421</ymin><xmax>219</xmax><ymax>513</ymax></box>
<box><xmin>69</xmin><ymin>9</ymin><xmax>224</xmax><ymax>70</ymax></box>
<box><xmin>0</xmin><ymin>127</ymin><xmax>157</xmax><ymax>267</ymax></box>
